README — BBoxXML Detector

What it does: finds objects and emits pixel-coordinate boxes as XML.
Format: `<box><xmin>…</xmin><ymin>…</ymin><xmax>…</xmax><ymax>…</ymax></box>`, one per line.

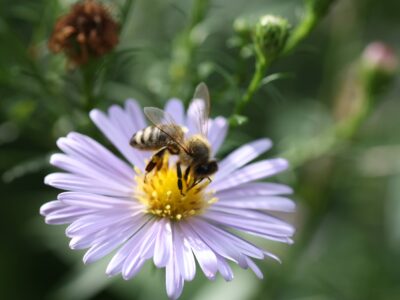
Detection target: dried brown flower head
<box><xmin>49</xmin><ymin>0</ymin><xmax>119</xmax><ymax>65</ymax></box>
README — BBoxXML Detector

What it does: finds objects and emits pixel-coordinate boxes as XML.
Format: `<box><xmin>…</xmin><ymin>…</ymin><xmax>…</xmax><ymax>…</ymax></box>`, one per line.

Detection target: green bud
<box><xmin>254</xmin><ymin>15</ymin><xmax>291</xmax><ymax>61</ymax></box>
<box><xmin>233</xmin><ymin>17</ymin><xmax>253</xmax><ymax>39</ymax></box>
<box><xmin>230</xmin><ymin>17</ymin><xmax>256</xmax><ymax>58</ymax></box>
<box><xmin>306</xmin><ymin>0</ymin><xmax>337</xmax><ymax>17</ymax></box>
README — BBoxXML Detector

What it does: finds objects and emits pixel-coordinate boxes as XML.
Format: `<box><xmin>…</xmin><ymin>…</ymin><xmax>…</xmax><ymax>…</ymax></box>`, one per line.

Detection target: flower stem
<box><xmin>81</xmin><ymin>65</ymin><xmax>95</xmax><ymax>111</ymax></box>
<box><xmin>283</xmin><ymin>9</ymin><xmax>317</xmax><ymax>55</ymax></box>
<box><xmin>232</xmin><ymin>2</ymin><xmax>332</xmax><ymax>123</ymax></box>
<box><xmin>234</xmin><ymin>55</ymin><xmax>268</xmax><ymax>116</ymax></box>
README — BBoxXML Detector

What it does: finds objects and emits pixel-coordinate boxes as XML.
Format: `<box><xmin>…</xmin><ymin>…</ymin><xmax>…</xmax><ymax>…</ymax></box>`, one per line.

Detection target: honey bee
<box><xmin>130</xmin><ymin>83</ymin><xmax>218</xmax><ymax>194</ymax></box>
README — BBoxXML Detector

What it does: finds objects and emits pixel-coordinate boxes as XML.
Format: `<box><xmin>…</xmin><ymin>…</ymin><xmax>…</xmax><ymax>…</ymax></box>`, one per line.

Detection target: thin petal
<box><xmin>153</xmin><ymin>219</ymin><xmax>173</xmax><ymax>268</ymax></box>
<box><xmin>58</xmin><ymin>192</ymin><xmax>138</xmax><ymax>210</ymax></box>
<box><xmin>106</xmin><ymin>216</ymin><xmax>151</xmax><ymax>276</ymax></box>
<box><xmin>166</xmin><ymin>255</ymin><xmax>184</xmax><ymax>300</ymax></box>
<box><xmin>179</xmin><ymin>222</ymin><xmax>218</xmax><ymax>280</ymax></box>
<box><xmin>216</xmin><ymin>256</ymin><xmax>234</xmax><ymax>281</ymax></box>
<box><xmin>165</xmin><ymin>98</ymin><xmax>185</xmax><ymax>125</ymax></box>
<box><xmin>204</xmin><ymin>207</ymin><xmax>295</xmax><ymax>237</ymax></box>
<box><xmin>187</xmin><ymin>219</ymin><xmax>245</xmax><ymax>265</ymax></box>
<box><xmin>186</xmin><ymin>99</ymin><xmax>205</xmax><ymax>135</ymax></box>
<box><xmin>125</xmin><ymin>99</ymin><xmax>147</xmax><ymax>131</ymax></box>
<box><xmin>45</xmin><ymin>173</ymin><xmax>133</xmax><ymax>197</ymax></box>
<box><xmin>66</xmin><ymin>211</ymin><xmax>139</xmax><ymax>237</ymax></box>
<box><xmin>244</xmin><ymin>257</ymin><xmax>263</xmax><ymax>279</ymax></box>
<box><xmin>214</xmin><ymin>139</ymin><xmax>272</xmax><ymax>181</ymax></box>
<box><xmin>208</xmin><ymin>117</ymin><xmax>228</xmax><ymax>155</ymax></box>
<box><xmin>122</xmin><ymin>220</ymin><xmax>157</xmax><ymax>279</ymax></box>
<box><xmin>90</xmin><ymin>109</ymin><xmax>145</xmax><ymax>170</ymax></box>
<box><xmin>215</xmin><ymin>182</ymin><xmax>293</xmax><ymax>198</ymax></box>
<box><xmin>125</xmin><ymin>100</ymin><xmax>151</xmax><ymax>162</ymax></box>
<box><xmin>83</xmin><ymin>223</ymin><xmax>137</xmax><ymax>264</ymax></box>
<box><xmin>210</xmin><ymin>158</ymin><xmax>288</xmax><ymax>192</ymax></box>
<box><xmin>191</xmin><ymin>218</ymin><xmax>264</xmax><ymax>260</ymax></box>
<box><xmin>40</xmin><ymin>201</ymin><xmax>94</xmax><ymax>225</ymax></box>
<box><xmin>57</xmin><ymin>132</ymin><xmax>134</xmax><ymax>183</ymax></box>
<box><xmin>172</xmin><ymin>223</ymin><xmax>196</xmax><ymax>281</ymax></box>
<box><xmin>214</xmin><ymin>195</ymin><xmax>295</xmax><ymax>212</ymax></box>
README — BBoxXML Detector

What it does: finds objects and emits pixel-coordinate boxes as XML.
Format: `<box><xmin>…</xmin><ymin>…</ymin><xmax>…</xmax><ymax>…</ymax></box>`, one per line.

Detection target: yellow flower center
<box><xmin>134</xmin><ymin>155</ymin><xmax>217</xmax><ymax>221</ymax></box>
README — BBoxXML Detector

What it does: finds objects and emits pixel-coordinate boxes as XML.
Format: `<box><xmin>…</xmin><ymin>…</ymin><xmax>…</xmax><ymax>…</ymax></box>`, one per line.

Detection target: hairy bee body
<box><xmin>129</xmin><ymin>83</ymin><xmax>218</xmax><ymax>193</ymax></box>
<box><xmin>130</xmin><ymin>125</ymin><xmax>184</xmax><ymax>151</ymax></box>
<box><xmin>180</xmin><ymin>135</ymin><xmax>210</xmax><ymax>166</ymax></box>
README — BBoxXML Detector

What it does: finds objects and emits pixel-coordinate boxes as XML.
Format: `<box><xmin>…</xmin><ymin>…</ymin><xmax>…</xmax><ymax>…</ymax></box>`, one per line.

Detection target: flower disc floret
<box><xmin>135</xmin><ymin>156</ymin><xmax>217</xmax><ymax>221</ymax></box>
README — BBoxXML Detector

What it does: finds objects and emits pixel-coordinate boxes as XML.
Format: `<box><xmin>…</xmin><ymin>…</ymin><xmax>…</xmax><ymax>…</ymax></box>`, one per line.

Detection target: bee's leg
<box><xmin>187</xmin><ymin>177</ymin><xmax>203</xmax><ymax>192</ymax></box>
<box><xmin>184</xmin><ymin>165</ymin><xmax>191</xmax><ymax>182</ymax></box>
<box><xmin>176</xmin><ymin>162</ymin><xmax>184</xmax><ymax>195</ymax></box>
<box><xmin>145</xmin><ymin>147</ymin><xmax>168</xmax><ymax>174</ymax></box>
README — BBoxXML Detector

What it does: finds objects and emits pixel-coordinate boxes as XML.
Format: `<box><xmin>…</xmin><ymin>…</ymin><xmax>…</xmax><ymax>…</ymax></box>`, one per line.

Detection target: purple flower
<box><xmin>41</xmin><ymin>94</ymin><xmax>295</xmax><ymax>299</ymax></box>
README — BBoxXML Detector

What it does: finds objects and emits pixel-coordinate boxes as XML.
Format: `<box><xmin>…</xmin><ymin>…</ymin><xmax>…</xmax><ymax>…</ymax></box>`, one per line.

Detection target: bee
<box><xmin>130</xmin><ymin>83</ymin><xmax>218</xmax><ymax>194</ymax></box>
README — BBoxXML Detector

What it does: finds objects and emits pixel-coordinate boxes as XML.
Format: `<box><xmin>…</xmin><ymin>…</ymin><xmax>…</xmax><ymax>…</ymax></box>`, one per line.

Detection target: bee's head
<box><xmin>194</xmin><ymin>160</ymin><xmax>218</xmax><ymax>177</ymax></box>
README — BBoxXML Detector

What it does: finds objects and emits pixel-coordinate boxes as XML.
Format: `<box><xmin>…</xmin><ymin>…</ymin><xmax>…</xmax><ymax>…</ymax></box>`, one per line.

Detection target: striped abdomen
<box><xmin>130</xmin><ymin>126</ymin><xmax>168</xmax><ymax>150</ymax></box>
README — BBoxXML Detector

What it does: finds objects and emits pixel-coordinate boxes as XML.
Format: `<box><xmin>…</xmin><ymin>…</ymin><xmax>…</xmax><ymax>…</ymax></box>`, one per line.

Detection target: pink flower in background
<box><xmin>41</xmin><ymin>94</ymin><xmax>295</xmax><ymax>299</ymax></box>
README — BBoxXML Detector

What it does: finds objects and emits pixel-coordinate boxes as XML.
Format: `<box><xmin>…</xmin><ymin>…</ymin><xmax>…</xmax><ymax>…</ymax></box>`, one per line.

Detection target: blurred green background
<box><xmin>1</xmin><ymin>0</ymin><xmax>399</xmax><ymax>299</ymax></box>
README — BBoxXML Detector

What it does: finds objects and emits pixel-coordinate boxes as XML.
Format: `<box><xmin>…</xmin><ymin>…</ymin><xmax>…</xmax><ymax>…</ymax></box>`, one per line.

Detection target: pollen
<box><xmin>135</xmin><ymin>155</ymin><xmax>216</xmax><ymax>221</ymax></box>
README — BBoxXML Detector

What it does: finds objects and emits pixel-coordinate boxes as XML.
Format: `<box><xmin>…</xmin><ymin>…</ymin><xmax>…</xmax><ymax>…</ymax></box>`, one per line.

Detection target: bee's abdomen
<box><xmin>130</xmin><ymin>126</ymin><xmax>167</xmax><ymax>150</ymax></box>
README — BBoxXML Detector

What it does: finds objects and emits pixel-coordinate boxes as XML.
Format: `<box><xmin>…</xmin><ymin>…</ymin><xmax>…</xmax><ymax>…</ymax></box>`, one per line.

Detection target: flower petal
<box><xmin>215</xmin><ymin>182</ymin><xmax>293</xmax><ymax>198</ymax></box>
<box><xmin>165</xmin><ymin>98</ymin><xmax>185</xmax><ymax>125</ymax></box>
<box><xmin>172</xmin><ymin>223</ymin><xmax>196</xmax><ymax>281</ymax></box>
<box><xmin>45</xmin><ymin>173</ymin><xmax>133</xmax><ymax>197</ymax></box>
<box><xmin>58</xmin><ymin>192</ymin><xmax>138</xmax><ymax>210</ymax></box>
<box><xmin>83</xmin><ymin>222</ymin><xmax>138</xmax><ymax>264</ymax></box>
<box><xmin>186</xmin><ymin>220</ymin><xmax>245</xmax><ymax>265</ymax></box>
<box><xmin>166</xmin><ymin>254</ymin><xmax>184</xmax><ymax>300</ymax></box>
<box><xmin>179</xmin><ymin>222</ymin><xmax>218</xmax><ymax>280</ymax></box>
<box><xmin>90</xmin><ymin>108</ymin><xmax>146</xmax><ymax>170</ymax></box>
<box><xmin>106</xmin><ymin>216</ymin><xmax>151</xmax><ymax>277</ymax></box>
<box><xmin>57</xmin><ymin>132</ymin><xmax>135</xmax><ymax>184</ymax></box>
<box><xmin>210</xmin><ymin>158</ymin><xmax>288</xmax><ymax>192</ymax></box>
<box><xmin>208</xmin><ymin>117</ymin><xmax>228</xmax><ymax>155</ymax></box>
<box><xmin>153</xmin><ymin>219</ymin><xmax>173</xmax><ymax>268</ymax></box>
<box><xmin>244</xmin><ymin>257</ymin><xmax>263</xmax><ymax>279</ymax></box>
<box><xmin>216</xmin><ymin>256</ymin><xmax>234</xmax><ymax>281</ymax></box>
<box><xmin>122</xmin><ymin>220</ymin><xmax>158</xmax><ymax>279</ymax></box>
<box><xmin>215</xmin><ymin>195</ymin><xmax>295</xmax><ymax>212</ymax></box>
<box><xmin>66</xmin><ymin>211</ymin><xmax>140</xmax><ymax>239</ymax></box>
<box><xmin>186</xmin><ymin>99</ymin><xmax>206</xmax><ymax>135</ymax></box>
<box><xmin>214</xmin><ymin>139</ymin><xmax>272</xmax><ymax>181</ymax></box>
<box><xmin>191</xmin><ymin>218</ymin><xmax>264</xmax><ymax>260</ymax></box>
<box><xmin>204</xmin><ymin>207</ymin><xmax>295</xmax><ymax>238</ymax></box>
<box><xmin>40</xmin><ymin>201</ymin><xmax>94</xmax><ymax>225</ymax></box>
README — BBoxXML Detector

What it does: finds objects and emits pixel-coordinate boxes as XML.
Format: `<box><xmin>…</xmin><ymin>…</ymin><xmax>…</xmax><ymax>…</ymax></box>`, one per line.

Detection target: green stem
<box><xmin>233</xmin><ymin>3</ymin><xmax>327</xmax><ymax>121</ymax></box>
<box><xmin>234</xmin><ymin>55</ymin><xmax>268</xmax><ymax>116</ymax></box>
<box><xmin>82</xmin><ymin>66</ymin><xmax>95</xmax><ymax>111</ymax></box>
<box><xmin>283</xmin><ymin>8</ymin><xmax>317</xmax><ymax>55</ymax></box>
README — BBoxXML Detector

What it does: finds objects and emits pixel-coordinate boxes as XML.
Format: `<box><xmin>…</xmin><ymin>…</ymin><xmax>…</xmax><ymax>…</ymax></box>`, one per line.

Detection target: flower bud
<box><xmin>362</xmin><ymin>42</ymin><xmax>398</xmax><ymax>75</ymax></box>
<box><xmin>254</xmin><ymin>15</ymin><xmax>291</xmax><ymax>61</ymax></box>
<box><xmin>49</xmin><ymin>0</ymin><xmax>119</xmax><ymax>66</ymax></box>
<box><xmin>233</xmin><ymin>17</ymin><xmax>253</xmax><ymax>39</ymax></box>
<box><xmin>361</xmin><ymin>42</ymin><xmax>398</xmax><ymax>96</ymax></box>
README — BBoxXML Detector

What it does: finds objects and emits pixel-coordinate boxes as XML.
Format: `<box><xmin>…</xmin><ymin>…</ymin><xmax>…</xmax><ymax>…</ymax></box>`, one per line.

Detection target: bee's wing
<box><xmin>191</xmin><ymin>82</ymin><xmax>210</xmax><ymax>138</ymax></box>
<box><xmin>144</xmin><ymin>107</ymin><xmax>189</xmax><ymax>153</ymax></box>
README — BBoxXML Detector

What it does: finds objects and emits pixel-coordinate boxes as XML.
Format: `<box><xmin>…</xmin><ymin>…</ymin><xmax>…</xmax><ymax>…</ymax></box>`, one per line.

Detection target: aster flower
<box><xmin>41</xmin><ymin>88</ymin><xmax>295</xmax><ymax>299</ymax></box>
<box><xmin>48</xmin><ymin>0</ymin><xmax>119</xmax><ymax>65</ymax></box>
